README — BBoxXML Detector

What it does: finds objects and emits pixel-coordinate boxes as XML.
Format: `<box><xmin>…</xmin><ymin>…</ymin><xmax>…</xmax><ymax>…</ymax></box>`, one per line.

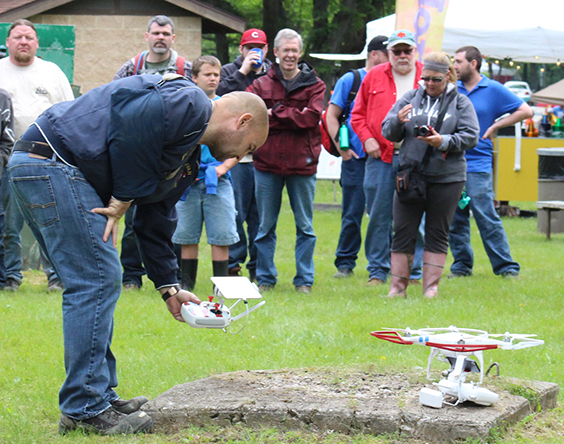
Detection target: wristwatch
<box><xmin>161</xmin><ymin>285</ymin><xmax>181</xmax><ymax>302</ymax></box>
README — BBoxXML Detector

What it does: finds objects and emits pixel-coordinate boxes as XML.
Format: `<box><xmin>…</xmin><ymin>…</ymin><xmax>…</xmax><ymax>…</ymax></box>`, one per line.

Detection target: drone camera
<box><xmin>446</xmin><ymin>356</ymin><xmax>481</xmax><ymax>373</ymax></box>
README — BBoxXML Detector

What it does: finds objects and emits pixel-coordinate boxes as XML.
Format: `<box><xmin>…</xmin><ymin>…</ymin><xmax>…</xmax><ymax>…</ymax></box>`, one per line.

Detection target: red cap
<box><xmin>241</xmin><ymin>28</ymin><xmax>267</xmax><ymax>46</ymax></box>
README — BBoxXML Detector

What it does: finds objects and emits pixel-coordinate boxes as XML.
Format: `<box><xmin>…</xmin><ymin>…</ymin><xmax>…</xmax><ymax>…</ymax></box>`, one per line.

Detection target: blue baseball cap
<box><xmin>386</xmin><ymin>29</ymin><xmax>416</xmax><ymax>48</ymax></box>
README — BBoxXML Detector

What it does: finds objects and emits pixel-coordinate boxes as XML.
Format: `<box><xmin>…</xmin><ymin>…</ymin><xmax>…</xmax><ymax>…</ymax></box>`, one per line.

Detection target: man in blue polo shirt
<box><xmin>326</xmin><ymin>35</ymin><xmax>388</xmax><ymax>279</ymax></box>
<box><xmin>448</xmin><ymin>46</ymin><xmax>533</xmax><ymax>278</ymax></box>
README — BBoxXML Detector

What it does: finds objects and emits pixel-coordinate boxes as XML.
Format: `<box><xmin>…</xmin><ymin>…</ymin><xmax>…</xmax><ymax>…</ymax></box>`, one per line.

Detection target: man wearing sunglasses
<box><xmin>351</xmin><ymin>29</ymin><xmax>424</xmax><ymax>288</ymax></box>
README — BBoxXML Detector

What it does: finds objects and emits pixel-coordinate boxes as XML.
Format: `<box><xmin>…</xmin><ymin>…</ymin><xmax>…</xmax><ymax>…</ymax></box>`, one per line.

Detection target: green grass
<box><xmin>1</xmin><ymin>181</ymin><xmax>563</xmax><ymax>444</ymax></box>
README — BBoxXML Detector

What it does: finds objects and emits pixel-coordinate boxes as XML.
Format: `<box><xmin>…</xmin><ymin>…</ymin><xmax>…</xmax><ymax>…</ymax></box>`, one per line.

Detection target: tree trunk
<box><xmin>214</xmin><ymin>33</ymin><xmax>230</xmax><ymax>65</ymax></box>
<box><xmin>262</xmin><ymin>0</ymin><xmax>286</xmax><ymax>60</ymax></box>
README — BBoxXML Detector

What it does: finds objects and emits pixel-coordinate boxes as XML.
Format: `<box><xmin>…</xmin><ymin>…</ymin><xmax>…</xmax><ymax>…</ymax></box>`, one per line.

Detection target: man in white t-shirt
<box><xmin>0</xmin><ymin>19</ymin><xmax>74</xmax><ymax>292</ymax></box>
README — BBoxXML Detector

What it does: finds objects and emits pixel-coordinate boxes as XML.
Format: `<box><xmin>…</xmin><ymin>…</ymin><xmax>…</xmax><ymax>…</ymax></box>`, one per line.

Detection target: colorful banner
<box><xmin>395</xmin><ymin>0</ymin><xmax>450</xmax><ymax>60</ymax></box>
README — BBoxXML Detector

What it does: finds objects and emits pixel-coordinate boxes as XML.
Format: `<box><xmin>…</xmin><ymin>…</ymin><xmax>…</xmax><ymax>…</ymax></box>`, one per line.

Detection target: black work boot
<box><xmin>111</xmin><ymin>396</ymin><xmax>149</xmax><ymax>414</ymax></box>
<box><xmin>59</xmin><ymin>407</ymin><xmax>153</xmax><ymax>435</ymax></box>
<box><xmin>181</xmin><ymin>259</ymin><xmax>198</xmax><ymax>291</ymax></box>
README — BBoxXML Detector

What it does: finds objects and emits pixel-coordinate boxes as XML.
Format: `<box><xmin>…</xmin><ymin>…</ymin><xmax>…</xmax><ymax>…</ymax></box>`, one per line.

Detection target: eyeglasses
<box><xmin>391</xmin><ymin>48</ymin><xmax>414</xmax><ymax>56</ymax></box>
<box><xmin>421</xmin><ymin>75</ymin><xmax>447</xmax><ymax>83</ymax></box>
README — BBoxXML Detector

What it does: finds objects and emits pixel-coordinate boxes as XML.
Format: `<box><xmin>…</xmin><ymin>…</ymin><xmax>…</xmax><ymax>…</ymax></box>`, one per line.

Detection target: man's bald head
<box><xmin>220</xmin><ymin>91</ymin><xmax>268</xmax><ymax>143</ymax></box>
<box><xmin>200</xmin><ymin>91</ymin><xmax>269</xmax><ymax>161</ymax></box>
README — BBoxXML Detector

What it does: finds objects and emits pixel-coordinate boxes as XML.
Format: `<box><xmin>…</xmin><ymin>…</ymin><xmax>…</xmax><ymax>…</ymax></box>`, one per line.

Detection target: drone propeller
<box><xmin>489</xmin><ymin>332</ymin><xmax>544</xmax><ymax>350</ymax></box>
<box><xmin>381</xmin><ymin>327</ymin><xmax>421</xmax><ymax>337</ymax></box>
<box><xmin>419</xmin><ymin>326</ymin><xmax>489</xmax><ymax>336</ymax></box>
<box><xmin>381</xmin><ymin>326</ymin><xmax>457</xmax><ymax>334</ymax></box>
<box><xmin>489</xmin><ymin>333</ymin><xmax>538</xmax><ymax>339</ymax></box>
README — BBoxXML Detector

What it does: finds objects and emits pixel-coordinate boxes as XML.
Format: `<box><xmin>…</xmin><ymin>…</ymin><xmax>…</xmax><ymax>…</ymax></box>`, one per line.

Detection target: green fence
<box><xmin>0</xmin><ymin>22</ymin><xmax>75</xmax><ymax>83</ymax></box>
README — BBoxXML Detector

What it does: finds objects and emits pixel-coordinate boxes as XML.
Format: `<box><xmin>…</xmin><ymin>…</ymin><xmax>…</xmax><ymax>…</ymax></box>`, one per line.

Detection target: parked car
<box><xmin>504</xmin><ymin>81</ymin><xmax>533</xmax><ymax>102</ymax></box>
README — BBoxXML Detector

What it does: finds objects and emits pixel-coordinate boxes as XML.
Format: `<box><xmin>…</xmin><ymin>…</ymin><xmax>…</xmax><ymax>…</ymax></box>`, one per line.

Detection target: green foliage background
<box><xmin>202</xmin><ymin>0</ymin><xmax>395</xmax><ymax>96</ymax></box>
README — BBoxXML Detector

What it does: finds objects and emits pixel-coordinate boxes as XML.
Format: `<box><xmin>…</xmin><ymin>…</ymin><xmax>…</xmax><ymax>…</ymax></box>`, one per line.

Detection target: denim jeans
<box><xmin>254</xmin><ymin>170</ymin><xmax>316</xmax><ymax>287</ymax></box>
<box><xmin>1</xmin><ymin>167</ymin><xmax>24</xmax><ymax>283</ymax></box>
<box><xmin>364</xmin><ymin>156</ymin><xmax>423</xmax><ymax>281</ymax></box>
<box><xmin>335</xmin><ymin>156</ymin><xmax>366</xmax><ymax>271</ymax></box>
<box><xmin>228</xmin><ymin>163</ymin><xmax>259</xmax><ymax>273</ymax></box>
<box><xmin>120</xmin><ymin>207</ymin><xmax>145</xmax><ymax>287</ymax></box>
<box><xmin>8</xmin><ymin>153</ymin><xmax>121</xmax><ymax>419</ymax></box>
<box><xmin>448</xmin><ymin>170</ymin><xmax>520</xmax><ymax>275</ymax></box>
<box><xmin>1</xmin><ymin>166</ymin><xmax>59</xmax><ymax>283</ymax></box>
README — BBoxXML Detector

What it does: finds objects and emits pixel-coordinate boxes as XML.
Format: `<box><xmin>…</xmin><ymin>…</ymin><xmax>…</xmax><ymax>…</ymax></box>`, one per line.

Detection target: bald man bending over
<box><xmin>8</xmin><ymin>74</ymin><xmax>267</xmax><ymax>436</ymax></box>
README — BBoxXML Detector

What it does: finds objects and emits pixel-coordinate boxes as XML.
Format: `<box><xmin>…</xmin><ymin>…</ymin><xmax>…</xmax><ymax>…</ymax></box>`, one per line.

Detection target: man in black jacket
<box><xmin>217</xmin><ymin>29</ymin><xmax>272</xmax><ymax>282</ymax></box>
<box><xmin>0</xmin><ymin>89</ymin><xmax>14</xmax><ymax>289</ymax></box>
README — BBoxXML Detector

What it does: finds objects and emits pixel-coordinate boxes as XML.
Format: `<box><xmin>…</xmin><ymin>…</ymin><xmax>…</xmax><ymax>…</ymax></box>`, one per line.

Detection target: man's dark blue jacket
<box><xmin>26</xmin><ymin>74</ymin><xmax>212</xmax><ymax>288</ymax></box>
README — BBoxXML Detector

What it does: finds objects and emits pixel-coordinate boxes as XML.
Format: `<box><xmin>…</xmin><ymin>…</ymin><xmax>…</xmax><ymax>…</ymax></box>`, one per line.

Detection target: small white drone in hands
<box><xmin>371</xmin><ymin>326</ymin><xmax>544</xmax><ymax>408</ymax></box>
<box><xmin>181</xmin><ymin>276</ymin><xmax>265</xmax><ymax>333</ymax></box>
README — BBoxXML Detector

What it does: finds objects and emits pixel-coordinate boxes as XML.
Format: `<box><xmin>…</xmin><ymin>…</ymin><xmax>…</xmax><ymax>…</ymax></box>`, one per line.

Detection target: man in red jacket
<box><xmin>351</xmin><ymin>30</ymin><xmax>424</xmax><ymax>289</ymax></box>
<box><xmin>247</xmin><ymin>28</ymin><xmax>326</xmax><ymax>294</ymax></box>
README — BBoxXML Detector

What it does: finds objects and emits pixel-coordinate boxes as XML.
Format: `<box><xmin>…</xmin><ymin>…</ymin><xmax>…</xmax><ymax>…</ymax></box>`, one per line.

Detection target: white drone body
<box><xmin>371</xmin><ymin>326</ymin><xmax>544</xmax><ymax>408</ymax></box>
<box><xmin>181</xmin><ymin>276</ymin><xmax>265</xmax><ymax>332</ymax></box>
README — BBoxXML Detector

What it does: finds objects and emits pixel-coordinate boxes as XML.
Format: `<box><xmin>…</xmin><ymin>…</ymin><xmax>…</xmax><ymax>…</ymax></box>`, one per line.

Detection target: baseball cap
<box><xmin>367</xmin><ymin>35</ymin><xmax>388</xmax><ymax>53</ymax></box>
<box><xmin>241</xmin><ymin>29</ymin><xmax>268</xmax><ymax>46</ymax></box>
<box><xmin>386</xmin><ymin>29</ymin><xmax>416</xmax><ymax>48</ymax></box>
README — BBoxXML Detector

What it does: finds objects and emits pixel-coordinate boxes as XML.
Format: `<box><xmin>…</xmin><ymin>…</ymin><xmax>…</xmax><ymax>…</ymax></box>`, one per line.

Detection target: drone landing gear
<box><xmin>420</xmin><ymin>353</ymin><xmax>499</xmax><ymax>408</ymax></box>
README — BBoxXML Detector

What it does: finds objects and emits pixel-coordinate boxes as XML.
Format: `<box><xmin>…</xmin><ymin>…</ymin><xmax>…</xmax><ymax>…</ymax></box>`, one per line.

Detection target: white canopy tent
<box><xmin>310</xmin><ymin>0</ymin><xmax>563</xmax><ymax>64</ymax></box>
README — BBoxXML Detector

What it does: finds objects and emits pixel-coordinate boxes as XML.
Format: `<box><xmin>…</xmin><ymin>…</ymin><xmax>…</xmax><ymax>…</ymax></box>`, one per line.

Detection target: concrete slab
<box><xmin>142</xmin><ymin>368</ymin><xmax>559</xmax><ymax>442</ymax></box>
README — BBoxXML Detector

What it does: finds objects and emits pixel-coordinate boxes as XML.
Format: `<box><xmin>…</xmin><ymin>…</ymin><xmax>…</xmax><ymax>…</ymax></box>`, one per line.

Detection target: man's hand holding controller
<box><xmin>160</xmin><ymin>285</ymin><xmax>202</xmax><ymax>322</ymax></box>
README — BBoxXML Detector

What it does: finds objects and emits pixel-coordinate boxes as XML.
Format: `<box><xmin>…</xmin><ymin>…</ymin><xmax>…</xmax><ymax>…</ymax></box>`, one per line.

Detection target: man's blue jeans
<box><xmin>449</xmin><ymin>170</ymin><xmax>520</xmax><ymax>276</ymax></box>
<box><xmin>120</xmin><ymin>207</ymin><xmax>145</xmax><ymax>287</ymax></box>
<box><xmin>1</xmin><ymin>166</ymin><xmax>58</xmax><ymax>283</ymax></box>
<box><xmin>8</xmin><ymin>153</ymin><xmax>121</xmax><ymax>419</ymax></box>
<box><xmin>228</xmin><ymin>163</ymin><xmax>259</xmax><ymax>274</ymax></box>
<box><xmin>254</xmin><ymin>170</ymin><xmax>316</xmax><ymax>287</ymax></box>
<box><xmin>335</xmin><ymin>156</ymin><xmax>366</xmax><ymax>271</ymax></box>
<box><xmin>364</xmin><ymin>156</ymin><xmax>423</xmax><ymax>281</ymax></box>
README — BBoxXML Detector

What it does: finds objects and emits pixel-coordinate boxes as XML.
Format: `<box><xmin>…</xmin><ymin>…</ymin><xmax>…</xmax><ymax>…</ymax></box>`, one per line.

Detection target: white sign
<box><xmin>316</xmin><ymin>148</ymin><xmax>342</xmax><ymax>180</ymax></box>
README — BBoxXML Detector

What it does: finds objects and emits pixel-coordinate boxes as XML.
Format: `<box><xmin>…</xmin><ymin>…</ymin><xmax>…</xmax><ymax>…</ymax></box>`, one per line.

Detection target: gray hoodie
<box><xmin>382</xmin><ymin>82</ymin><xmax>479</xmax><ymax>183</ymax></box>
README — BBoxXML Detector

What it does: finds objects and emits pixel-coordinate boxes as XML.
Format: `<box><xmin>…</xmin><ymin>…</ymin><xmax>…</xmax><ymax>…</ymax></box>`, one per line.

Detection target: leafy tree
<box><xmin>202</xmin><ymin>0</ymin><xmax>395</xmax><ymax>97</ymax></box>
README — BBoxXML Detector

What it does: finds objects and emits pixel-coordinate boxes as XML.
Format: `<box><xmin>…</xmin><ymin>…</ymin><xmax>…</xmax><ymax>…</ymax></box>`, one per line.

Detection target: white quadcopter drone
<box><xmin>371</xmin><ymin>326</ymin><xmax>544</xmax><ymax>408</ymax></box>
<box><xmin>181</xmin><ymin>276</ymin><xmax>265</xmax><ymax>333</ymax></box>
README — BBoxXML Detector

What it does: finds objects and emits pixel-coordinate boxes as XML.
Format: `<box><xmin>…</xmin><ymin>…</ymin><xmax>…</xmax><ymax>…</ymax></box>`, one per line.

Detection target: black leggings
<box><xmin>392</xmin><ymin>181</ymin><xmax>464</xmax><ymax>254</ymax></box>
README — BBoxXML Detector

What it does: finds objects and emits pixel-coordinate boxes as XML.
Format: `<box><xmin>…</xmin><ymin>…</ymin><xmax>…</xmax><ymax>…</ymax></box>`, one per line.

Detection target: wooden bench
<box><xmin>536</xmin><ymin>200</ymin><xmax>564</xmax><ymax>240</ymax></box>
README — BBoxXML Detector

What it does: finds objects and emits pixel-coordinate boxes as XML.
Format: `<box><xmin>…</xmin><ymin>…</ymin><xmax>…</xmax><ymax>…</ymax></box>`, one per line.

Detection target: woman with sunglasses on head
<box><xmin>381</xmin><ymin>51</ymin><xmax>479</xmax><ymax>299</ymax></box>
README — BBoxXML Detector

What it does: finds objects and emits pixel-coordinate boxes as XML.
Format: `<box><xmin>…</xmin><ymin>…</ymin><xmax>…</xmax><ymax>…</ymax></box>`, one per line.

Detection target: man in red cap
<box><xmin>217</xmin><ymin>29</ymin><xmax>271</xmax><ymax>96</ymax></box>
<box><xmin>218</xmin><ymin>29</ymin><xmax>272</xmax><ymax>283</ymax></box>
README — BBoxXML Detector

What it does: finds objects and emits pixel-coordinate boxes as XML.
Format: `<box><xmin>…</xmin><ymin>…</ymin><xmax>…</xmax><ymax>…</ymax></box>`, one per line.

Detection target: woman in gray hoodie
<box><xmin>382</xmin><ymin>51</ymin><xmax>479</xmax><ymax>299</ymax></box>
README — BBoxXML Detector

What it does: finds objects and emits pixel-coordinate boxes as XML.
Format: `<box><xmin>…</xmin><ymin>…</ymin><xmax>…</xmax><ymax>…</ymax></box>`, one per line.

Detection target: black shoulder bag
<box><xmin>395</xmin><ymin>89</ymin><xmax>457</xmax><ymax>205</ymax></box>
